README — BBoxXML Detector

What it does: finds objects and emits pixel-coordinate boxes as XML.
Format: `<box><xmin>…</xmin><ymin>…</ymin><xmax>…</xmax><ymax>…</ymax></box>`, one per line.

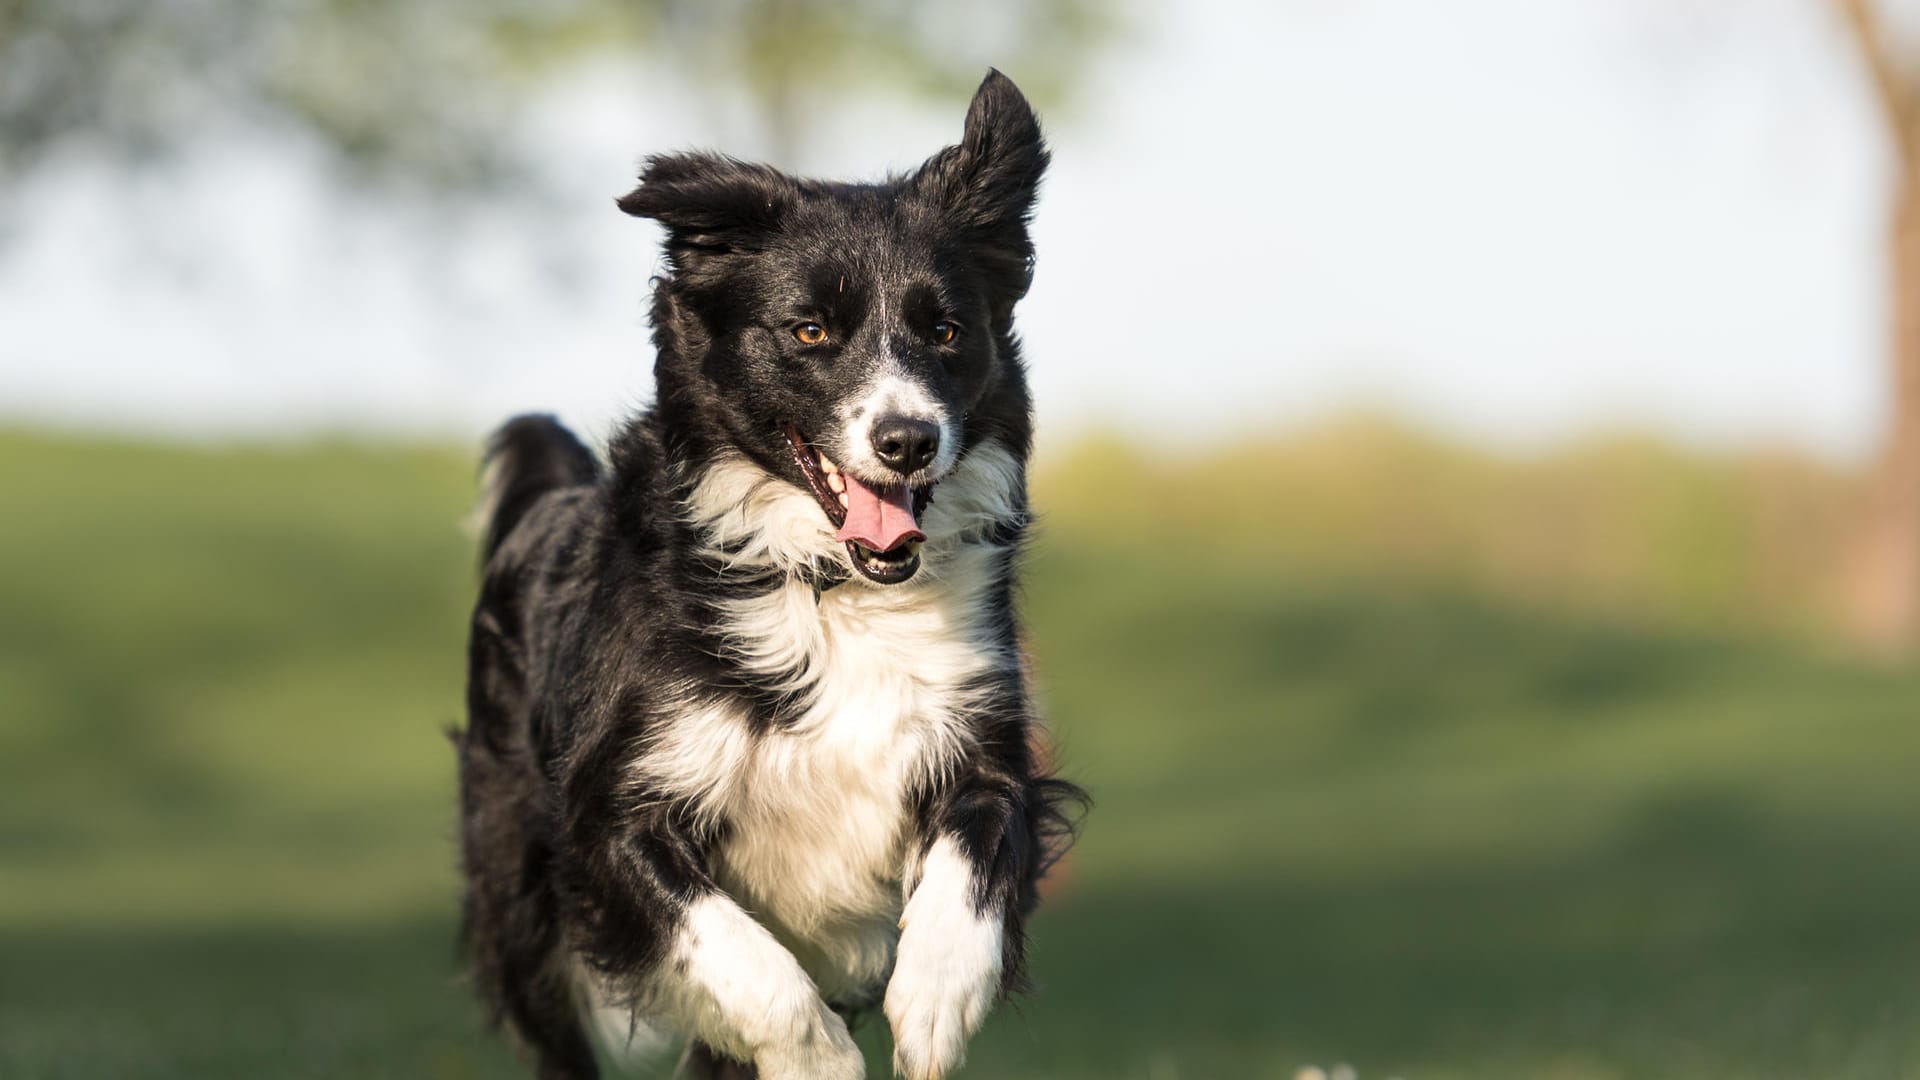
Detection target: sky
<box><xmin>0</xmin><ymin>0</ymin><xmax>1905</xmax><ymax>460</ymax></box>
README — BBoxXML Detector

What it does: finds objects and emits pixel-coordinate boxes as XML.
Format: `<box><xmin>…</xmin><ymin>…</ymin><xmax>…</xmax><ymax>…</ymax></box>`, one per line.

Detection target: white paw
<box><xmin>669</xmin><ymin>896</ymin><xmax>865</xmax><ymax>1079</ymax></box>
<box><xmin>754</xmin><ymin>1000</ymin><xmax>864</xmax><ymax>1080</ymax></box>
<box><xmin>885</xmin><ymin>841</ymin><xmax>1004</xmax><ymax>1080</ymax></box>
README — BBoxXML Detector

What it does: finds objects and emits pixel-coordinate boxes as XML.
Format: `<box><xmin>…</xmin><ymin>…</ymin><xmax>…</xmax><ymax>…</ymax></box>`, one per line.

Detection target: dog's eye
<box><xmin>793</xmin><ymin>323</ymin><xmax>827</xmax><ymax>346</ymax></box>
<box><xmin>931</xmin><ymin>321</ymin><xmax>959</xmax><ymax>345</ymax></box>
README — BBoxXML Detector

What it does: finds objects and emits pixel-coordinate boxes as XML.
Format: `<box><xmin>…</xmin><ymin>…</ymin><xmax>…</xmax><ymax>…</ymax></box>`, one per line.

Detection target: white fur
<box><xmin>465</xmin><ymin>452</ymin><xmax>507</xmax><ymax>540</ymax></box>
<box><xmin>636</xmin><ymin>894</ymin><xmax>864</xmax><ymax>1080</ymax></box>
<box><xmin>835</xmin><ymin>366</ymin><xmax>959</xmax><ymax>487</ymax></box>
<box><xmin>886</xmin><ymin>838</ymin><xmax>1005</xmax><ymax>1080</ymax></box>
<box><xmin>915</xmin><ymin>439</ymin><xmax>1025</xmax><ymax>553</ymax></box>
<box><xmin>682</xmin><ymin>449</ymin><xmax>847</xmax><ymax>578</ymax></box>
<box><xmin>601</xmin><ymin>440</ymin><xmax>1024</xmax><ymax>1059</ymax></box>
<box><xmin>704</xmin><ymin>554</ymin><xmax>1000</xmax><ymax>994</ymax></box>
<box><xmin>572</xmin><ymin>956</ymin><xmax>673</xmax><ymax>1069</ymax></box>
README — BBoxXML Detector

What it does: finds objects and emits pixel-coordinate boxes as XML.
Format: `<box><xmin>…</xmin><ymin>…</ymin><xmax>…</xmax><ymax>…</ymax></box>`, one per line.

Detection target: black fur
<box><xmin>457</xmin><ymin>71</ymin><xmax>1083</xmax><ymax>1080</ymax></box>
<box><xmin>477</xmin><ymin>416</ymin><xmax>601</xmax><ymax>561</ymax></box>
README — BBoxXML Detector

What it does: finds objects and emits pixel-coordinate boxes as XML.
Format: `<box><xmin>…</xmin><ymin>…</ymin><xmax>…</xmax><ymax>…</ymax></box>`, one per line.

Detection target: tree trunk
<box><xmin>1844</xmin><ymin>174</ymin><xmax>1920</xmax><ymax>653</ymax></box>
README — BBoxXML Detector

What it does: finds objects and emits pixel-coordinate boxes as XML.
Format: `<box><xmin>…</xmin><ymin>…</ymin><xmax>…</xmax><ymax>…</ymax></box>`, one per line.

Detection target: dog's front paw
<box><xmin>884</xmin><ymin>897</ymin><xmax>1003</xmax><ymax>1079</ymax></box>
<box><xmin>753</xmin><ymin>999</ymin><xmax>863</xmax><ymax>1080</ymax></box>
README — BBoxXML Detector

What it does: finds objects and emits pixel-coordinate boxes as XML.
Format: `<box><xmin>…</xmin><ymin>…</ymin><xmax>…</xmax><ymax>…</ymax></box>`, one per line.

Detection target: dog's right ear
<box><xmin>617</xmin><ymin>153</ymin><xmax>796</xmax><ymax>274</ymax></box>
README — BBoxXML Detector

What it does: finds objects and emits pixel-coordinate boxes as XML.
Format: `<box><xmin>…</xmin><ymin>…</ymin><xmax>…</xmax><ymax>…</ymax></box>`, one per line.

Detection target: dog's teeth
<box><xmin>819</xmin><ymin>455</ymin><xmax>838</xmax><ymax>474</ymax></box>
<box><xmin>838</xmin><ymin>492</ymin><xmax>850</xmax><ymax>508</ymax></box>
<box><xmin>827</xmin><ymin>472</ymin><xmax>845</xmax><ymax>494</ymax></box>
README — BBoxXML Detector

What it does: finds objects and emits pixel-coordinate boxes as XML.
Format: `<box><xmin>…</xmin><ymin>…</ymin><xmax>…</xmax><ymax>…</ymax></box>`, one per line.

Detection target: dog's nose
<box><xmin>870</xmin><ymin>416</ymin><xmax>940</xmax><ymax>476</ymax></box>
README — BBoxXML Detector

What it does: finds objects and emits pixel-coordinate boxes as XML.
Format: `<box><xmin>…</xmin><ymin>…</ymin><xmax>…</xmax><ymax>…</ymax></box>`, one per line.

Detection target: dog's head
<box><xmin>621</xmin><ymin>71</ymin><xmax>1045</xmax><ymax>586</ymax></box>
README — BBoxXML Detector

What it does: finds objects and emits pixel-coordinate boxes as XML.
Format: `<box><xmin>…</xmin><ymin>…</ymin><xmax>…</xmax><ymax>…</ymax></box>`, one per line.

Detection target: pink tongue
<box><xmin>835</xmin><ymin>473</ymin><xmax>924</xmax><ymax>553</ymax></box>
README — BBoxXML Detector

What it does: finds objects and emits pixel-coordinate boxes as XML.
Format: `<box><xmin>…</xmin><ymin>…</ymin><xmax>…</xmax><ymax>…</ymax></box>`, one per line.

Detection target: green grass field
<box><xmin>5</xmin><ymin>428</ymin><xmax>1920</xmax><ymax>1079</ymax></box>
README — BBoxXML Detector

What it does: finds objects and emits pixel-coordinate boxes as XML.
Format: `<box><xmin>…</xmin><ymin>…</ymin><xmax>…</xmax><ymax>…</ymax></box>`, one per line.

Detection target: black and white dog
<box><xmin>456</xmin><ymin>71</ymin><xmax>1083</xmax><ymax>1080</ymax></box>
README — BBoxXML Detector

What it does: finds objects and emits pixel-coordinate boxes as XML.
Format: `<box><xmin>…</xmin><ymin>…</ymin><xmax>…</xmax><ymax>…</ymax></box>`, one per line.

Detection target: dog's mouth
<box><xmin>785</xmin><ymin>425</ymin><xmax>932</xmax><ymax>585</ymax></box>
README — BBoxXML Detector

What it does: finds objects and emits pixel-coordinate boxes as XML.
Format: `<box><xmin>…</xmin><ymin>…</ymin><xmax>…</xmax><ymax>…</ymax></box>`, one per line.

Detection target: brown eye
<box><xmin>793</xmin><ymin>322</ymin><xmax>827</xmax><ymax>345</ymax></box>
<box><xmin>932</xmin><ymin>321</ymin><xmax>959</xmax><ymax>345</ymax></box>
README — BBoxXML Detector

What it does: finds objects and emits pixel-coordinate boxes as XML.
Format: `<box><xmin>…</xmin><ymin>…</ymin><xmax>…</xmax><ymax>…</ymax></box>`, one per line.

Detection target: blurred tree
<box><xmin>1833</xmin><ymin>0</ymin><xmax>1920</xmax><ymax>652</ymax></box>
<box><xmin>0</xmin><ymin>0</ymin><xmax>1114</xmax><ymax>197</ymax></box>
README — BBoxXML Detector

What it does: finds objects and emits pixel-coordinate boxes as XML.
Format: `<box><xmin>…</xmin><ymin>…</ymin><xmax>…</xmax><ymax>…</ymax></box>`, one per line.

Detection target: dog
<box><xmin>456</xmin><ymin>70</ymin><xmax>1084</xmax><ymax>1080</ymax></box>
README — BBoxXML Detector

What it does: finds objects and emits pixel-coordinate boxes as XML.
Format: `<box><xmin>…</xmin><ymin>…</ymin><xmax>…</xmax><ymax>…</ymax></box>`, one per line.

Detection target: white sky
<box><xmin>0</xmin><ymin>0</ymin><xmax>1906</xmax><ymax>460</ymax></box>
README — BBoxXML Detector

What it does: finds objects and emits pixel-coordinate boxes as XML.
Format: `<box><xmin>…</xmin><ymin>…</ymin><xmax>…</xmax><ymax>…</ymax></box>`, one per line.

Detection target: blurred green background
<box><xmin>5</xmin><ymin>426</ymin><xmax>1920</xmax><ymax>1080</ymax></box>
<box><xmin>8</xmin><ymin>1</ymin><xmax>1920</xmax><ymax>1078</ymax></box>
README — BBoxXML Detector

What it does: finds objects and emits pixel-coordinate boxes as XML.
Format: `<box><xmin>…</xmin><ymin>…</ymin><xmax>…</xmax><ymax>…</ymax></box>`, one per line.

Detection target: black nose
<box><xmin>870</xmin><ymin>416</ymin><xmax>941</xmax><ymax>475</ymax></box>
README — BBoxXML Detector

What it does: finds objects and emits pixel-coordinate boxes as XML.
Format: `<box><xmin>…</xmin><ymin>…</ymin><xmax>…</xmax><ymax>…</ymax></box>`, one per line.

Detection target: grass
<box><xmin>4</xmin><ymin>426</ymin><xmax>1920</xmax><ymax>1078</ymax></box>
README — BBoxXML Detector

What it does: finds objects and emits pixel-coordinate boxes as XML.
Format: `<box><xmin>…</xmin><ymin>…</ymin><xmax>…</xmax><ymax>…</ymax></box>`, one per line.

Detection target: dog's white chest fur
<box><xmin>728</xmin><ymin>580</ymin><xmax>998</xmax><ymax>997</ymax></box>
<box><xmin>646</xmin><ymin>568</ymin><xmax>1001</xmax><ymax>999</ymax></box>
<box><xmin>643</xmin><ymin>445</ymin><xmax>1023</xmax><ymax>1000</ymax></box>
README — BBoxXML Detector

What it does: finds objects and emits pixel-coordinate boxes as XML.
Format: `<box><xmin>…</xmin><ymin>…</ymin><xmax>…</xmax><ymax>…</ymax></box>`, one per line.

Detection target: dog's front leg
<box><xmin>565</xmin><ymin>739</ymin><xmax>863</xmax><ymax>1080</ymax></box>
<box><xmin>885</xmin><ymin>787</ymin><xmax>1028</xmax><ymax>1080</ymax></box>
<box><xmin>652</xmin><ymin>890</ymin><xmax>864</xmax><ymax>1080</ymax></box>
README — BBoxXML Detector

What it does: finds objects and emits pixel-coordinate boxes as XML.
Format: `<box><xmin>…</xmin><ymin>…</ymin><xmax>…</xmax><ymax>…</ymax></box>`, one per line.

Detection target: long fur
<box><xmin>457</xmin><ymin>70</ymin><xmax>1084</xmax><ymax>1080</ymax></box>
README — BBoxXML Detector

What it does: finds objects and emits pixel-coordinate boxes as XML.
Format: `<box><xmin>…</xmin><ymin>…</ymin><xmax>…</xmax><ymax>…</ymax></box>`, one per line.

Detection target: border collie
<box><xmin>456</xmin><ymin>71</ymin><xmax>1083</xmax><ymax>1080</ymax></box>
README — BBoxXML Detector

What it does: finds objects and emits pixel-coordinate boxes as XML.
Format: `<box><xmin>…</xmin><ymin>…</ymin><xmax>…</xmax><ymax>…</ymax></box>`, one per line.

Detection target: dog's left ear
<box><xmin>914</xmin><ymin>70</ymin><xmax>1049</xmax><ymax>302</ymax></box>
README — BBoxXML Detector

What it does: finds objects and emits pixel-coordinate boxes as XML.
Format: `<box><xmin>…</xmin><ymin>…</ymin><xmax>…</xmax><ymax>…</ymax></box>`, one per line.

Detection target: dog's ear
<box><xmin>913</xmin><ymin>70</ymin><xmax>1049</xmax><ymax>306</ymax></box>
<box><xmin>618</xmin><ymin>153</ymin><xmax>796</xmax><ymax>276</ymax></box>
<box><xmin>916</xmin><ymin>70</ymin><xmax>1049</xmax><ymax>233</ymax></box>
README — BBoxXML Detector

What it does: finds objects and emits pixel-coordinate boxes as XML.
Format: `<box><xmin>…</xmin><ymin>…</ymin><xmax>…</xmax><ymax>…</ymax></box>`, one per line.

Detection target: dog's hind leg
<box><xmin>461</xmin><ymin>832</ymin><xmax>601</xmax><ymax>1079</ymax></box>
<box><xmin>457</xmin><ymin>702</ymin><xmax>600</xmax><ymax>1077</ymax></box>
<box><xmin>458</xmin><ymin>814</ymin><xmax>599</xmax><ymax>1078</ymax></box>
<box><xmin>503</xmin><ymin>957</ymin><xmax>600</xmax><ymax>1080</ymax></box>
<box><xmin>676</xmin><ymin>1041</ymin><xmax>759</xmax><ymax>1080</ymax></box>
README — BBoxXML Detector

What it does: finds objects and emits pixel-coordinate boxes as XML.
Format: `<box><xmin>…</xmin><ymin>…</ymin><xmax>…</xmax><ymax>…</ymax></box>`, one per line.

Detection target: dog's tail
<box><xmin>474</xmin><ymin>414</ymin><xmax>600</xmax><ymax>563</ymax></box>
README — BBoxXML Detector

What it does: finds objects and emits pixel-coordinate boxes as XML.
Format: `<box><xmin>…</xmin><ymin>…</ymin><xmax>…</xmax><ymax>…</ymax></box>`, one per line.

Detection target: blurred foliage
<box><xmin>6</xmin><ymin>426</ymin><xmax>1920</xmax><ymax>1077</ymax></box>
<box><xmin>1044</xmin><ymin>414</ymin><xmax>1865</xmax><ymax>639</ymax></box>
<box><xmin>0</xmin><ymin>0</ymin><xmax>1118</xmax><ymax>195</ymax></box>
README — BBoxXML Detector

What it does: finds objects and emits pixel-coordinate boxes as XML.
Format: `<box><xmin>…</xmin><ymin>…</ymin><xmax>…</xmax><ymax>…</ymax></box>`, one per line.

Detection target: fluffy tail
<box><xmin>475</xmin><ymin>414</ymin><xmax>600</xmax><ymax>562</ymax></box>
